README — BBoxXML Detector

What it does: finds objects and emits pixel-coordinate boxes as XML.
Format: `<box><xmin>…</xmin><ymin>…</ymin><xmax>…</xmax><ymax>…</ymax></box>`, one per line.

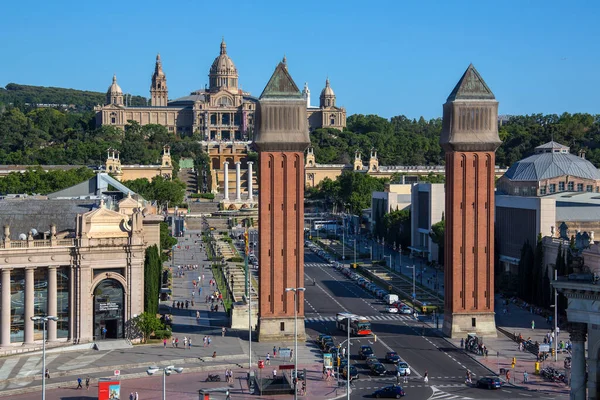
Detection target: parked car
<box><xmin>476</xmin><ymin>376</ymin><xmax>502</xmax><ymax>389</ymax></box>
<box><xmin>372</xmin><ymin>385</ymin><xmax>405</xmax><ymax>398</ymax></box>
<box><xmin>399</xmin><ymin>306</ymin><xmax>413</xmax><ymax>314</ymax></box>
<box><xmin>342</xmin><ymin>364</ymin><xmax>359</xmax><ymax>381</ymax></box>
<box><xmin>396</xmin><ymin>362</ymin><xmax>411</xmax><ymax>376</ymax></box>
<box><xmin>317</xmin><ymin>334</ymin><xmax>331</xmax><ymax>345</ymax></box>
<box><xmin>386</xmin><ymin>306</ymin><xmax>399</xmax><ymax>313</ymax></box>
<box><xmin>358</xmin><ymin>345</ymin><xmax>374</xmax><ymax>359</ymax></box>
<box><xmin>370</xmin><ymin>362</ymin><xmax>388</xmax><ymax>376</ymax></box>
<box><xmin>385</xmin><ymin>352</ymin><xmax>400</xmax><ymax>364</ymax></box>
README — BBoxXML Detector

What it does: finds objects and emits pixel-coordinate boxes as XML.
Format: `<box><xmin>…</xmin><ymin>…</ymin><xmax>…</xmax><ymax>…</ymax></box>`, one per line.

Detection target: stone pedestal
<box><xmin>442</xmin><ymin>312</ymin><xmax>497</xmax><ymax>338</ymax></box>
<box><xmin>1</xmin><ymin>269</ymin><xmax>11</xmax><ymax>347</ymax></box>
<box><xmin>570</xmin><ymin>323</ymin><xmax>588</xmax><ymax>400</ymax></box>
<box><xmin>235</xmin><ymin>162</ymin><xmax>241</xmax><ymax>201</ymax></box>
<box><xmin>47</xmin><ymin>266</ymin><xmax>57</xmax><ymax>341</ymax></box>
<box><xmin>258</xmin><ymin>317</ymin><xmax>306</xmax><ymax>342</ymax></box>
<box><xmin>247</xmin><ymin>162</ymin><xmax>254</xmax><ymax>200</ymax></box>
<box><xmin>223</xmin><ymin>162</ymin><xmax>229</xmax><ymax>200</ymax></box>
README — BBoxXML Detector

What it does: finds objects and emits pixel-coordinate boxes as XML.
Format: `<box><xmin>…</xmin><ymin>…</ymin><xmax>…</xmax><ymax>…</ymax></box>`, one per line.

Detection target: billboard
<box><xmin>98</xmin><ymin>379</ymin><xmax>121</xmax><ymax>400</ymax></box>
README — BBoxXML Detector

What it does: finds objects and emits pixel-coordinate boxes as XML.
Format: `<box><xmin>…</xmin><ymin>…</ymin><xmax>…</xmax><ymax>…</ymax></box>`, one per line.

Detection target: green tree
<box><xmin>429</xmin><ymin>217</ymin><xmax>445</xmax><ymax>265</ymax></box>
<box><xmin>533</xmin><ymin>234</ymin><xmax>545</xmax><ymax>306</ymax></box>
<box><xmin>160</xmin><ymin>222</ymin><xmax>177</xmax><ymax>251</ymax></box>
<box><xmin>144</xmin><ymin>245</ymin><xmax>161</xmax><ymax>315</ymax></box>
<box><xmin>132</xmin><ymin>312</ymin><xmax>164</xmax><ymax>343</ymax></box>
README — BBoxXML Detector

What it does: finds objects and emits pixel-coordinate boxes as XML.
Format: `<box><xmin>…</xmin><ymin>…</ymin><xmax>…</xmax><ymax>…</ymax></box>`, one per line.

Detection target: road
<box><xmin>302</xmin><ymin>250</ymin><xmax>564</xmax><ymax>400</ymax></box>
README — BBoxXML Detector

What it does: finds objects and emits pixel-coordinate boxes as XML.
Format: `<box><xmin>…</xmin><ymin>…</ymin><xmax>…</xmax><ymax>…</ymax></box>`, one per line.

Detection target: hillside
<box><xmin>0</xmin><ymin>83</ymin><xmax>148</xmax><ymax>111</ymax></box>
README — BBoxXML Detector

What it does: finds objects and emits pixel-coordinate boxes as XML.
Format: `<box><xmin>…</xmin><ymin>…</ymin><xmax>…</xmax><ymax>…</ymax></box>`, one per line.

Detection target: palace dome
<box><xmin>503</xmin><ymin>141</ymin><xmax>600</xmax><ymax>181</ymax></box>
<box><xmin>210</xmin><ymin>38</ymin><xmax>237</xmax><ymax>76</ymax></box>
<box><xmin>320</xmin><ymin>78</ymin><xmax>334</xmax><ymax>97</ymax></box>
<box><xmin>107</xmin><ymin>74</ymin><xmax>122</xmax><ymax>95</ymax></box>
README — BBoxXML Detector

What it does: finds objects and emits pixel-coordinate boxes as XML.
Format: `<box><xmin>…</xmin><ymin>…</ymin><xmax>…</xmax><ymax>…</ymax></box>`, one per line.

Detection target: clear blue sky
<box><xmin>1</xmin><ymin>0</ymin><xmax>598</xmax><ymax>119</ymax></box>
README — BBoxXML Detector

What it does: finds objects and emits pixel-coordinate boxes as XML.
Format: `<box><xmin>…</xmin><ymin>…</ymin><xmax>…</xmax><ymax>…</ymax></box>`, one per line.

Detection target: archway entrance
<box><xmin>93</xmin><ymin>279</ymin><xmax>125</xmax><ymax>340</ymax></box>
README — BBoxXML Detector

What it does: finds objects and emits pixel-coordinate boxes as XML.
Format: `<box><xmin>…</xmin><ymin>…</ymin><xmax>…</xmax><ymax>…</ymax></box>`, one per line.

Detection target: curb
<box><xmin>0</xmin><ymin>362</ymin><xmax>243</xmax><ymax>398</ymax></box>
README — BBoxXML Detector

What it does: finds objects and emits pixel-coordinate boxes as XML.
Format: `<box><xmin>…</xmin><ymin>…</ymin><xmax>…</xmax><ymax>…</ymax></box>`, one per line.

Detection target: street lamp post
<box><xmin>407</xmin><ymin>265</ymin><xmax>416</xmax><ymax>310</ymax></box>
<box><xmin>285</xmin><ymin>287</ymin><xmax>305</xmax><ymax>400</ymax></box>
<box><xmin>352</xmin><ymin>239</ymin><xmax>356</xmax><ymax>267</ymax></box>
<box><xmin>147</xmin><ymin>365</ymin><xmax>184</xmax><ymax>400</ymax></box>
<box><xmin>31</xmin><ymin>315</ymin><xmax>58</xmax><ymax>400</ymax></box>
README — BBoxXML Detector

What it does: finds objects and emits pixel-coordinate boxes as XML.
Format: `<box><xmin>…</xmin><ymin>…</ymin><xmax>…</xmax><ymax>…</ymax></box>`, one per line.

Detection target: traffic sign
<box><xmin>279</xmin><ymin>365</ymin><xmax>295</xmax><ymax>370</ymax></box>
<box><xmin>114</xmin><ymin>370</ymin><xmax>120</xmax><ymax>376</ymax></box>
<box><xmin>539</xmin><ymin>344</ymin><xmax>550</xmax><ymax>352</ymax></box>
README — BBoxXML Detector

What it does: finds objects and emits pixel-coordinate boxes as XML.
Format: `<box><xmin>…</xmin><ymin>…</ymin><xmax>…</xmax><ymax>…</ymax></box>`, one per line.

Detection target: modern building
<box><xmin>0</xmin><ymin>194</ymin><xmax>161</xmax><ymax>351</ymax></box>
<box><xmin>409</xmin><ymin>183</ymin><xmax>445</xmax><ymax>263</ymax></box>
<box><xmin>497</xmin><ymin>141</ymin><xmax>600</xmax><ymax>196</ymax></box>
<box><xmin>441</xmin><ymin>64</ymin><xmax>500</xmax><ymax>338</ymax></box>
<box><xmin>254</xmin><ymin>59</ymin><xmax>309</xmax><ymax>341</ymax></box>
<box><xmin>370</xmin><ymin>184</ymin><xmax>412</xmax><ymax>232</ymax></box>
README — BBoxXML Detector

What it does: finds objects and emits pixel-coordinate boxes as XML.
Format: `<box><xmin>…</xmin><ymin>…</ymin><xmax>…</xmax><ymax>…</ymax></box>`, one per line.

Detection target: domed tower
<box><xmin>319</xmin><ymin>78</ymin><xmax>336</xmax><ymax>108</ymax></box>
<box><xmin>151</xmin><ymin>54</ymin><xmax>168</xmax><ymax>107</ymax></box>
<box><xmin>106</xmin><ymin>75</ymin><xmax>124</xmax><ymax>106</ymax></box>
<box><xmin>440</xmin><ymin>64</ymin><xmax>501</xmax><ymax>338</ymax></box>
<box><xmin>209</xmin><ymin>38</ymin><xmax>238</xmax><ymax>92</ymax></box>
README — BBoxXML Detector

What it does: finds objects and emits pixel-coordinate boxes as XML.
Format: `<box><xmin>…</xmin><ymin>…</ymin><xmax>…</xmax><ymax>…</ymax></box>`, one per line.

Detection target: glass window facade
<box><xmin>33</xmin><ymin>268</ymin><xmax>48</xmax><ymax>340</ymax></box>
<box><xmin>57</xmin><ymin>266</ymin><xmax>70</xmax><ymax>338</ymax></box>
<box><xmin>10</xmin><ymin>269</ymin><xmax>25</xmax><ymax>342</ymax></box>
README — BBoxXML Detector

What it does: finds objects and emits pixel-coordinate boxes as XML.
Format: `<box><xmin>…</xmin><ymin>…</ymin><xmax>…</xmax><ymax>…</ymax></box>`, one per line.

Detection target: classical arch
<box><xmin>92</xmin><ymin>278</ymin><xmax>126</xmax><ymax>340</ymax></box>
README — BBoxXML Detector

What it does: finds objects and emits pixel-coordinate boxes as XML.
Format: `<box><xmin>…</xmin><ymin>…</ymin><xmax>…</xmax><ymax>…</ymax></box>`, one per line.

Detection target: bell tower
<box><xmin>254</xmin><ymin>58</ymin><xmax>310</xmax><ymax>342</ymax></box>
<box><xmin>151</xmin><ymin>54</ymin><xmax>168</xmax><ymax>107</ymax></box>
<box><xmin>441</xmin><ymin>64</ymin><xmax>501</xmax><ymax>338</ymax></box>
<box><xmin>368</xmin><ymin>149</ymin><xmax>379</xmax><ymax>172</ymax></box>
<box><xmin>354</xmin><ymin>150</ymin><xmax>363</xmax><ymax>171</ymax></box>
<box><xmin>305</xmin><ymin>147</ymin><xmax>315</xmax><ymax>167</ymax></box>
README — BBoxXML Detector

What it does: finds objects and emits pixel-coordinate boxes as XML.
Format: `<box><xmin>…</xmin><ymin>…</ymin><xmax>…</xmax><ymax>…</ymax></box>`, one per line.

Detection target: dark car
<box><xmin>342</xmin><ymin>365</ymin><xmax>359</xmax><ymax>381</ymax></box>
<box><xmin>321</xmin><ymin>339</ymin><xmax>335</xmax><ymax>351</ymax></box>
<box><xmin>317</xmin><ymin>334</ymin><xmax>332</xmax><ymax>345</ymax></box>
<box><xmin>359</xmin><ymin>345</ymin><xmax>374</xmax><ymax>359</ymax></box>
<box><xmin>370</xmin><ymin>362</ymin><xmax>388</xmax><ymax>376</ymax></box>
<box><xmin>365</xmin><ymin>355</ymin><xmax>379</xmax><ymax>367</ymax></box>
<box><xmin>477</xmin><ymin>376</ymin><xmax>502</xmax><ymax>389</ymax></box>
<box><xmin>385</xmin><ymin>351</ymin><xmax>400</xmax><ymax>363</ymax></box>
<box><xmin>372</xmin><ymin>385</ymin><xmax>405</xmax><ymax>398</ymax></box>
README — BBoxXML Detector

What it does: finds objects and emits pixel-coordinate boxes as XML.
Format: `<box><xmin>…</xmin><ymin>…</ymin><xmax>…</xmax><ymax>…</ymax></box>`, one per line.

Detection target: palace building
<box><xmin>94</xmin><ymin>39</ymin><xmax>345</xmax><ymax>138</ymax></box>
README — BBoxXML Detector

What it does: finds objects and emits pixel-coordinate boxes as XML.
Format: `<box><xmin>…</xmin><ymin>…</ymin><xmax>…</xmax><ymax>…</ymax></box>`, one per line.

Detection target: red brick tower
<box><xmin>254</xmin><ymin>58</ymin><xmax>310</xmax><ymax>341</ymax></box>
<box><xmin>441</xmin><ymin>64</ymin><xmax>501</xmax><ymax>338</ymax></box>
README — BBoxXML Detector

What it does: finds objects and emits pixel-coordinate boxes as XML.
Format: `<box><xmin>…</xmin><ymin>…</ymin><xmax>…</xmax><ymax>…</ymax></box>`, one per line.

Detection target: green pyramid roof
<box><xmin>259</xmin><ymin>61</ymin><xmax>303</xmax><ymax>99</ymax></box>
<box><xmin>447</xmin><ymin>64</ymin><xmax>495</xmax><ymax>102</ymax></box>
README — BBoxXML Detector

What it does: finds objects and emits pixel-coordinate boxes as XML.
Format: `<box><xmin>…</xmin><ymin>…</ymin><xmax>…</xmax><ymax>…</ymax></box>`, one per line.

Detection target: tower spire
<box><xmin>220</xmin><ymin>37</ymin><xmax>227</xmax><ymax>55</ymax></box>
<box><xmin>151</xmin><ymin>53</ymin><xmax>168</xmax><ymax>106</ymax></box>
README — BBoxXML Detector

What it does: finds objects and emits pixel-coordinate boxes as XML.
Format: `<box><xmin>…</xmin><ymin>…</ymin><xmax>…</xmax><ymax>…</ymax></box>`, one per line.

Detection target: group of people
<box><xmin>172</xmin><ymin>300</ymin><xmax>192</xmax><ymax>309</ymax></box>
<box><xmin>75</xmin><ymin>376</ymin><xmax>91</xmax><ymax>390</ymax></box>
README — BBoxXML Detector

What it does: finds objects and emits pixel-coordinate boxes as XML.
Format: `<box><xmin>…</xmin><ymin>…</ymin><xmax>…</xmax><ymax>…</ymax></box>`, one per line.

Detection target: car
<box><xmin>358</xmin><ymin>345</ymin><xmax>374</xmax><ymax>359</ymax></box>
<box><xmin>365</xmin><ymin>355</ymin><xmax>379</xmax><ymax>367</ymax></box>
<box><xmin>396</xmin><ymin>362</ymin><xmax>411</xmax><ymax>376</ymax></box>
<box><xmin>385</xmin><ymin>352</ymin><xmax>400</xmax><ymax>364</ymax></box>
<box><xmin>476</xmin><ymin>376</ymin><xmax>502</xmax><ymax>389</ymax></box>
<box><xmin>317</xmin><ymin>334</ymin><xmax>331</xmax><ymax>345</ymax></box>
<box><xmin>372</xmin><ymin>385</ymin><xmax>405</xmax><ymax>398</ymax></box>
<box><xmin>370</xmin><ymin>362</ymin><xmax>388</xmax><ymax>376</ymax></box>
<box><xmin>324</xmin><ymin>343</ymin><xmax>338</xmax><ymax>354</ymax></box>
<box><xmin>321</xmin><ymin>339</ymin><xmax>335</xmax><ymax>350</ymax></box>
<box><xmin>399</xmin><ymin>306</ymin><xmax>412</xmax><ymax>314</ymax></box>
<box><xmin>342</xmin><ymin>364</ymin><xmax>359</xmax><ymax>380</ymax></box>
<box><xmin>386</xmin><ymin>306</ymin><xmax>399</xmax><ymax>313</ymax></box>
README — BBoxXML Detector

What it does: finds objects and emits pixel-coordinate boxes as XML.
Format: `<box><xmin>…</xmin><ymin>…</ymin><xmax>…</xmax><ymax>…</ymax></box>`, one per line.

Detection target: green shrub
<box><xmin>227</xmin><ymin>257</ymin><xmax>244</xmax><ymax>262</ymax></box>
<box><xmin>190</xmin><ymin>193</ymin><xmax>215</xmax><ymax>199</ymax></box>
<box><xmin>153</xmin><ymin>329</ymin><xmax>172</xmax><ymax>339</ymax></box>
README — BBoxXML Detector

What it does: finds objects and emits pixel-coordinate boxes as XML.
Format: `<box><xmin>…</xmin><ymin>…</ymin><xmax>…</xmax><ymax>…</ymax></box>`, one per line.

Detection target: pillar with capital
<box><xmin>24</xmin><ymin>267</ymin><xmax>34</xmax><ymax>344</ymax></box>
<box><xmin>235</xmin><ymin>161</ymin><xmax>241</xmax><ymax>201</ymax></box>
<box><xmin>47</xmin><ymin>266</ymin><xmax>58</xmax><ymax>341</ymax></box>
<box><xmin>569</xmin><ymin>322</ymin><xmax>588</xmax><ymax>400</ymax></box>
<box><xmin>223</xmin><ymin>162</ymin><xmax>230</xmax><ymax>200</ymax></box>
<box><xmin>247</xmin><ymin>162</ymin><xmax>254</xmax><ymax>200</ymax></box>
<box><xmin>1</xmin><ymin>269</ymin><xmax>11</xmax><ymax>347</ymax></box>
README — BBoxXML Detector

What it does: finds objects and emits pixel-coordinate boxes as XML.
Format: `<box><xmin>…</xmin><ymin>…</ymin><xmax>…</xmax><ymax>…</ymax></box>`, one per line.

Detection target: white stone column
<box><xmin>247</xmin><ymin>162</ymin><xmax>254</xmax><ymax>200</ymax></box>
<box><xmin>1</xmin><ymin>269</ymin><xmax>11</xmax><ymax>346</ymax></box>
<box><xmin>235</xmin><ymin>162</ymin><xmax>241</xmax><ymax>201</ymax></box>
<box><xmin>24</xmin><ymin>267</ymin><xmax>34</xmax><ymax>344</ymax></box>
<box><xmin>223</xmin><ymin>162</ymin><xmax>229</xmax><ymax>200</ymax></box>
<box><xmin>570</xmin><ymin>323</ymin><xmax>587</xmax><ymax>400</ymax></box>
<box><xmin>47</xmin><ymin>266</ymin><xmax>57</xmax><ymax>341</ymax></box>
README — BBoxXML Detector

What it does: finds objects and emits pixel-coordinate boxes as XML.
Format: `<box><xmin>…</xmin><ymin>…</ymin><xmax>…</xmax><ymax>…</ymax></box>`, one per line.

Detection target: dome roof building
<box><xmin>209</xmin><ymin>38</ymin><xmax>238</xmax><ymax>92</ymax></box>
<box><xmin>497</xmin><ymin>141</ymin><xmax>600</xmax><ymax>196</ymax></box>
<box><xmin>106</xmin><ymin>75</ymin><xmax>124</xmax><ymax>106</ymax></box>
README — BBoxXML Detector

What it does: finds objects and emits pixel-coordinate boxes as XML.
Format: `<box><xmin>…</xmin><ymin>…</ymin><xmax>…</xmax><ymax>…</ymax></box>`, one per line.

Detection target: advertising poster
<box><xmin>98</xmin><ymin>379</ymin><xmax>121</xmax><ymax>400</ymax></box>
<box><xmin>323</xmin><ymin>353</ymin><xmax>333</xmax><ymax>369</ymax></box>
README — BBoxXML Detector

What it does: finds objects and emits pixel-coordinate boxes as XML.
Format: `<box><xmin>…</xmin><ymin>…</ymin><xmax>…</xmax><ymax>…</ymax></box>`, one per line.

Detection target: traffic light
<box><xmin>551</xmin><ymin>348</ymin><xmax>555</xmax><ymax>357</ymax></box>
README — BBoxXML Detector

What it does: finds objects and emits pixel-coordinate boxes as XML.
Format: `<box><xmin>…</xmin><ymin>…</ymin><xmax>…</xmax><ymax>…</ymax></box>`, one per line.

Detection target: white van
<box><xmin>384</xmin><ymin>294</ymin><xmax>399</xmax><ymax>305</ymax></box>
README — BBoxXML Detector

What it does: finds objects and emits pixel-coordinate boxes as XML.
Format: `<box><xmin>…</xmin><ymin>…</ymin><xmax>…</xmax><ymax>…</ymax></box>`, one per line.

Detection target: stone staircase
<box><xmin>188</xmin><ymin>199</ymin><xmax>220</xmax><ymax>215</ymax></box>
<box><xmin>177</xmin><ymin>168</ymin><xmax>197</xmax><ymax>195</ymax></box>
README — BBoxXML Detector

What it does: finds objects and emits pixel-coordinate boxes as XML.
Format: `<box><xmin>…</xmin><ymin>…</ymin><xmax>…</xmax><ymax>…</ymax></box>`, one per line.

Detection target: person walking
<box><xmin>175</xmin><ymin>337</ymin><xmax>179</xmax><ymax>348</ymax></box>
<box><xmin>506</xmin><ymin>370</ymin><xmax>511</xmax><ymax>383</ymax></box>
<box><xmin>45</xmin><ymin>368</ymin><xmax>50</xmax><ymax>379</ymax></box>
<box><xmin>76</xmin><ymin>377</ymin><xmax>83</xmax><ymax>389</ymax></box>
<box><xmin>403</xmin><ymin>370</ymin><xmax>408</xmax><ymax>383</ymax></box>
<box><xmin>129</xmin><ymin>393</ymin><xmax>134</xmax><ymax>400</ymax></box>
<box><xmin>424</xmin><ymin>370</ymin><xmax>429</xmax><ymax>383</ymax></box>
<box><xmin>222</xmin><ymin>326</ymin><xmax>226</xmax><ymax>337</ymax></box>
<box><xmin>135</xmin><ymin>392</ymin><xmax>139</xmax><ymax>400</ymax></box>
<box><xmin>85</xmin><ymin>376</ymin><xmax>90</xmax><ymax>390</ymax></box>
<box><xmin>207</xmin><ymin>336</ymin><xmax>212</xmax><ymax>346</ymax></box>
<box><xmin>266</xmin><ymin>353</ymin><xmax>271</xmax><ymax>365</ymax></box>
<box><xmin>290</xmin><ymin>349</ymin><xmax>294</xmax><ymax>361</ymax></box>
<box><xmin>523</xmin><ymin>371</ymin><xmax>529</xmax><ymax>383</ymax></box>
<box><xmin>273</xmin><ymin>369</ymin><xmax>277</xmax><ymax>379</ymax></box>
<box><xmin>163</xmin><ymin>338</ymin><xmax>167</xmax><ymax>348</ymax></box>
<box><xmin>273</xmin><ymin>346</ymin><xmax>277</xmax><ymax>357</ymax></box>
<box><xmin>396</xmin><ymin>370</ymin><xmax>401</xmax><ymax>385</ymax></box>
<box><xmin>188</xmin><ymin>337</ymin><xmax>192</xmax><ymax>349</ymax></box>
<box><xmin>531</xmin><ymin>320</ymin><xmax>535</xmax><ymax>330</ymax></box>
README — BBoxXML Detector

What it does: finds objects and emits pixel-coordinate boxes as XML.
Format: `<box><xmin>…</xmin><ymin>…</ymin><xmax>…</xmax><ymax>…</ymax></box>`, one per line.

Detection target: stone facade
<box><xmin>254</xmin><ymin>59</ymin><xmax>309</xmax><ymax>342</ymax></box>
<box><xmin>105</xmin><ymin>145</ymin><xmax>173</xmax><ymax>182</ymax></box>
<box><xmin>0</xmin><ymin>198</ymin><xmax>159</xmax><ymax>349</ymax></box>
<box><xmin>441</xmin><ymin>65</ymin><xmax>500</xmax><ymax>338</ymax></box>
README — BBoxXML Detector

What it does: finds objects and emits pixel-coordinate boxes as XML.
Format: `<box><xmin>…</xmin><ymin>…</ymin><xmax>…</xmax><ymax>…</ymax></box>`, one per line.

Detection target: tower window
<box><xmin>559</xmin><ymin>182</ymin><xmax>565</xmax><ymax>191</ymax></box>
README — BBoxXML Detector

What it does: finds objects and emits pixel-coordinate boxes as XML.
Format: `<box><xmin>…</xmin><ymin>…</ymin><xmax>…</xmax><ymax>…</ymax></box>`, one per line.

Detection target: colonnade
<box><xmin>223</xmin><ymin>161</ymin><xmax>254</xmax><ymax>200</ymax></box>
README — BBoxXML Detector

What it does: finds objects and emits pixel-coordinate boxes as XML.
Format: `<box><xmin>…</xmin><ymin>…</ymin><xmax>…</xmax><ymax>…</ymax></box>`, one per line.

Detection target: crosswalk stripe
<box><xmin>0</xmin><ymin>358</ymin><xmax>20</xmax><ymax>381</ymax></box>
<box><xmin>304</xmin><ymin>314</ymin><xmax>413</xmax><ymax>323</ymax></box>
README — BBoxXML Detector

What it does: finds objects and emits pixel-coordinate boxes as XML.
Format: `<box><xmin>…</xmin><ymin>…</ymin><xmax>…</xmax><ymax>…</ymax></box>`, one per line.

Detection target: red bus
<box><xmin>336</xmin><ymin>312</ymin><xmax>372</xmax><ymax>336</ymax></box>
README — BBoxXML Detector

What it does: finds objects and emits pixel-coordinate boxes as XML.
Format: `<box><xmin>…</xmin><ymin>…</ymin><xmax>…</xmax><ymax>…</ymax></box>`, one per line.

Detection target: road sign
<box><xmin>114</xmin><ymin>370</ymin><xmax>120</xmax><ymax>376</ymax></box>
<box><xmin>539</xmin><ymin>344</ymin><xmax>550</xmax><ymax>352</ymax></box>
<box><xmin>279</xmin><ymin>365</ymin><xmax>295</xmax><ymax>370</ymax></box>
<box><xmin>279</xmin><ymin>348</ymin><xmax>292</xmax><ymax>358</ymax></box>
